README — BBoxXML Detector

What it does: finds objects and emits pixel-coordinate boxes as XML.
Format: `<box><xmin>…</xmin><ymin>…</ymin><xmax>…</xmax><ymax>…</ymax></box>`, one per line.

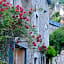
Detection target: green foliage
<box><xmin>49</xmin><ymin>0</ymin><xmax>55</xmax><ymax>9</ymax></box>
<box><xmin>50</xmin><ymin>26</ymin><xmax>64</xmax><ymax>54</ymax></box>
<box><xmin>58</xmin><ymin>0</ymin><xmax>64</xmax><ymax>4</ymax></box>
<box><xmin>52</xmin><ymin>16</ymin><xmax>61</xmax><ymax>22</ymax></box>
<box><xmin>0</xmin><ymin>1</ymin><xmax>42</xmax><ymax>43</ymax></box>
<box><xmin>52</xmin><ymin>12</ymin><xmax>61</xmax><ymax>22</ymax></box>
<box><xmin>46</xmin><ymin>46</ymin><xmax>56</xmax><ymax>58</ymax></box>
<box><xmin>0</xmin><ymin>1</ymin><xmax>43</xmax><ymax>62</ymax></box>
<box><xmin>0</xmin><ymin>60</ymin><xmax>7</xmax><ymax>64</ymax></box>
<box><xmin>52</xmin><ymin>12</ymin><xmax>60</xmax><ymax>17</ymax></box>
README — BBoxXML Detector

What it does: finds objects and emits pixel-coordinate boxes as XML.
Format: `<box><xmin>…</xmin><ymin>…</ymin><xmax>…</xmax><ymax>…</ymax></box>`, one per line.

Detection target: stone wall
<box><xmin>49</xmin><ymin>24</ymin><xmax>58</xmax><ymax>34</ymax></box>
<box><xmin>30</xmin><ymin>0</ymin><xmax>49</xmax><ymax>64</ymax></box>
<box><xmin>7</xmin><ymin>0</ymin><xmax>49</xmax><ymax>64</ymax></box>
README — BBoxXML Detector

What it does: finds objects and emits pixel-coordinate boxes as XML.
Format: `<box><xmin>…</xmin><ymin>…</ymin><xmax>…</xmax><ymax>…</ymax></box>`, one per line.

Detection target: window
<box><xmin>41</xmin><ymin>55</ymin><xmax>45</xmax><ymax>64</ymax></box>
<box><xmin>34</xmin><ymin>58</ymin><xmax>37</xmax><ymax>64</ymax></box>
<box><xmin>36</xmin><ymin>14</ymin><xmax>39</xmax><ymax>33</ymax></box>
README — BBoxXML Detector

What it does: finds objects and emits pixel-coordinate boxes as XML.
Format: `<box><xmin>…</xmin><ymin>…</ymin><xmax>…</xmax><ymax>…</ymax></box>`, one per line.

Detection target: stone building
<box><xmin>4</xmin><ymin>0</ymin><xmax>50</xmax><ymax>64</ymax></box>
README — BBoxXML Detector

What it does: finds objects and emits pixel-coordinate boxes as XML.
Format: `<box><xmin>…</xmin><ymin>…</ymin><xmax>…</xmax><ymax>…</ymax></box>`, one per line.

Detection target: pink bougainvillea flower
<box><xmin>12</xmin><ymin>6</ymin><xmax>14</xmax><ymax>8</ymax></box>
<box><xmin>24</xmin><ymin>11</ymin><xmax>26</xmax><ymax>14</ymax></box>
<box><xmin>5</xmin><ymin>7</ymin><xmax>8</xmax><ymax>9</ymax></box>
<box><xmin>34</xmin><ymin>43</ymin><xmax>37</xmax><ymax>46</ymax></box>
<box><xmin>11</xmin><ymin>22</ymin><xmax>15</xmax><ymax>25</ymax></box>
<box><xmin>34</xmin><ymin>8</ymin><xmax>36</xmax><ymax>12</ymax></box>
<box><xmin>20</xmin><ymin>16</ymin><xmax>22</xmax><ymax>19</ymax></box>
<box><xmin>12</xmin><ymin>15</ymin><xmax>15</xmax><ymax>18</ymax></box>
<box><xmin>33</xmin><ymin>25</ymin><xmax>35</xmax><ymax>28</ymax></box>
<box><xmin>30</xmin><ymin>8</ymin><xmax>32</xmax><ymax>11</ymax></box>
<box><xmin>37</xmin><ymin>39</ymin><xmax>39</xmax><ymax>42</ymax></box>
<box><xmin>7</xmin><ymin>2</ymin><xmax>9</xmax><ymax>5</ymax></box>
<box><xmin>20</xmin><ymin>7</ymin><xmax>23</xmax><ymax>10</ymax></box>
<box><xmin>16</xmin><ymin>9</ymin><xmax>19</xmax><ymax>12</ymax></box>
<box><xmin>20</xmin><ymin>9</ymin><xmax>23</xmax><ymax>12</ymax></box>
<box><xmin>43</xmin><ymin>46</ymin><xmax>47</xmax><ymax>48</ymax></box>
<box><xmin>32</xmin><ymin>42</ymin><xmax>37</xmax><ymax>46</ymax></box>
<box><xmin>0</xmin><ymin>15</ymin><xmax>3</xmax><ymax>17</ymax></box>
<box><xmin>18</xmin><ymin>21</ymin><xmax>21</xmax><ymax>24</ymax></box>
<box><xmin>0</xmin><ymin>1</ymin><xmax>2</xmax><ymax>4</ymax></box>
<box><xmin>10</xmin><ymin>45</ymin><xmax>12</xmax><ymax>47</ymax></box>
<box><xmin>3</xmin><ymin>3</ymin><xmax>7</xmax><ymax>6</ymax></box>
<box><xmin>25</xmin><ymin>25</ymin><xmax>29</xmax><ymax>29</ymax></box>
<box><xmin>29</xmin><ymin>11</ymin><xmax>32</xmax><ymax>14</ymax></box>
<box><xmin>1</xmin><ymin>8</ymin><xmax>5</xmax><ymax>12</ymax></box>
<box><xmin>16</xmin><ymin>40</ymin><xmax>20</xmax><ymax>43</ymax></box>
<box><xmin>16</xmin><ymin>5</ymin><xmax>19</xmax><ymax>8</ymax></box>
<box><xmin>17</xmin><ymin>25</ymin><xmax>21</xmax><ymax>28</ymax></box>
<box><xmin>42</xmin><ymin>45</ymin><xmax>46</xmax><ymax>48</ymax></box>
<box><xmin>39</xmin><ymin>47</ymin><xmax>42</xmax><ymax>50</ymax></box>
<box><xmin>39</xmin><ymin>34</ymin><xmax>41</xmax><ymax>38</ymax></box>
<box><xmin>16</xmin><ymin>15</ymin><xmax>18</xmax><ymax>17</ymax></box>
<box><xmin>23</xmin><ymin>17</ymin><xmax>27</xmax><ymax>19</ymax></box>
<box><xmin>47</xmin><ymin>48</ymin><xmax>48</xmax><ymax>50</ymax></box>
<box><xmin>12</xmin><ymin>48</ymin><xmax>14</xmax><ymax>51</ymax></box>
<box><xmin>26</xmin><ymin>18</ymin><xmax>29</xmax><ymax>21</ymax></box>
<box><xmin>32</xmin><ymin>41</ymin><xmax>35</xmax><ymax>44</ymax></box>
<box><xmin>40</xmin><ymin>39</ymin><xmax>42</xmax><ymax>42</ymax></box>
<box><xmin>20</xmin><ymin>13</ymin><xmax>23</xmax><ymax>16</ymax></box>
<box><xmin>3</xmin><ymin>0</ymin><xmax>6</xmax><ymax>2</ymax></box>
<box><xmin>10</xmin><ymin>3</ymin><xmax>12</xmax><ymax>6</ymax></box>
<box><xmin>32</xmin><ymin>35</ymin><xmax>35</xmax><ymax>38</ymax></box>
<box><xmin>30</xmin><ymin>32</ymin><xmax>32</xmax><ymax>34</ymax></box>
<box><xmin>36</xmin><ymin>36</ymin><xmax>39</xmax><ymax>39</ymax></box>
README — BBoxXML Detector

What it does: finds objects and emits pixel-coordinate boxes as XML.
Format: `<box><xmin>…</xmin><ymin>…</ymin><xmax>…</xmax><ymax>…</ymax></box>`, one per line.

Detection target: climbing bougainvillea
<box><xmin>38</xmin><ymin>43</ymin><xmax>48</xmax><ymax>54</ymax></box>
<box><xmin>0</xmin><ymin>0</ymin><xmax>43</xmax><ymax>51</ymax></box>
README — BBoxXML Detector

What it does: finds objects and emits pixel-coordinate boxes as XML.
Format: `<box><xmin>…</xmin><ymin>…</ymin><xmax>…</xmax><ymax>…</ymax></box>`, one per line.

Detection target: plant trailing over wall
<box><xmin>38</xmin><ymin>43</ymin><xmax>48</xmax><ymax>54</ymax></box>
<box><xmin>46</xmin><ymin>46</ymin><xmax>56</xmax><ymax>64</ymax></box>
<box><xmin>0</xmin><ymin>0</ymin><xmax>43</xmax><ymax>45</ymax></box>
<box><xmin>0</xmin><ymin>0</ymin><xmax>43</xmax><ymax>62</ymax></box>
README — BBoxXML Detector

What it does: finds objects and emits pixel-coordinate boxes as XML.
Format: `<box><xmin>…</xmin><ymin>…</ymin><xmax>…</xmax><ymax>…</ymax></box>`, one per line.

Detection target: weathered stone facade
<box><xmin>6</xmin><ymin>0</ymin><xmax>49</xmax><ymax>64</ymax></box>
<box><xmin>49</xmin><ymin>24</ymin><xmax>58</xmax><ymax>34</ymax></box>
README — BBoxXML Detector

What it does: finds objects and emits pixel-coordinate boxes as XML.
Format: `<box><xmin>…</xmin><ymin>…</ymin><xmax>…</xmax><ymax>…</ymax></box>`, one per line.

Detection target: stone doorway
<box><xmin>15</xmin><ymin>48</ymin><xmax>25</xmax><ymax>64</ymax></box>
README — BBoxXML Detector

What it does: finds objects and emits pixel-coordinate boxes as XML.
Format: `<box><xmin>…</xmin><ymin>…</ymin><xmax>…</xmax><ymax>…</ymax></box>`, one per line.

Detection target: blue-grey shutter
<box><xmin>9</xmin><ymin>41</ymin><xmax>15</xmax><ymax>64</ymax></box>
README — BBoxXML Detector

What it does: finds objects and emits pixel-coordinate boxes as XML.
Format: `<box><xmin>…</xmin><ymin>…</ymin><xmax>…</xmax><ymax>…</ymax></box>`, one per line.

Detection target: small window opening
<box><xmin>34</xmin><ymin>57</ymin><xmax>37</xmax><ymax>64</ymax></box>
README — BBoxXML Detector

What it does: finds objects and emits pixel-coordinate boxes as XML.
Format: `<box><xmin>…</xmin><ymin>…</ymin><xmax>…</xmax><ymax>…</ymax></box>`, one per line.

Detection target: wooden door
<box><xmin>15</xmin><ymin>48</ymin><xmax>25</xmax><ymax>64</ymax></box>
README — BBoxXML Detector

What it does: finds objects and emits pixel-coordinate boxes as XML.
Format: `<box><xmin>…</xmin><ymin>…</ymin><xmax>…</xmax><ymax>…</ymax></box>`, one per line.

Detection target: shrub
<box><xmin>46</xmin><ymin>46</ymin><xmax>56</xmax><ymax>58</ymax></box>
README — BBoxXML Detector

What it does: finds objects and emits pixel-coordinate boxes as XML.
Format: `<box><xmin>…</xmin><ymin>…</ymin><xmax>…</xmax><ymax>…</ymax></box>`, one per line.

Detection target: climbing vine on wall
<box><xmin>0</xmin><ymin>0</ymin><xmax>44</xmax><ymax>61</ymax></box>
